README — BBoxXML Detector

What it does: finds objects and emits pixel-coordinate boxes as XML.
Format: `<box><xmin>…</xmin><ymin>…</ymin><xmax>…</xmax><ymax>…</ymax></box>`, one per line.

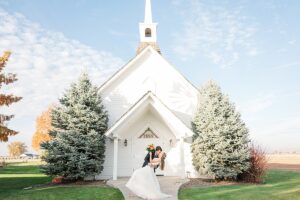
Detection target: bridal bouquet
<box><xmin>146</xmin><ymin>144</ymin><xmax>155</xmax><ymax>153</ymax></box>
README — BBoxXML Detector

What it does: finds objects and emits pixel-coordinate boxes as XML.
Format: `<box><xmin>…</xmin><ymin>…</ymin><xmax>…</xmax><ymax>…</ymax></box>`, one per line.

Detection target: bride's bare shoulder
<box><xmin>158</xmin><ymin>151</ymin><xmax>166</xmax><ymax>158</ymax></box>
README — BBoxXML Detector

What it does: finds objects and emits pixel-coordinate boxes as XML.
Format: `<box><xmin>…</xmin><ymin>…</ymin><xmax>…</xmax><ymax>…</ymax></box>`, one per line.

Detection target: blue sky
<box><xmin>1</xmin><ymin>0</ymin><xmax>300</xmax><ymax>155</ymax></box>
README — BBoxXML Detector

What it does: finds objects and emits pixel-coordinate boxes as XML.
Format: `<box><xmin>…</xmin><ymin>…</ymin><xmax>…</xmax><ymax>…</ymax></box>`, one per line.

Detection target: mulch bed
<box><xmin>62</xmin><ymin>180</ymin><xmax>109</xmax><ymax>186</ymax></box>
<box><xmin>181</xmin><ymin>178</ymin><xmax>237</xmax><ymax>189</ymax></box>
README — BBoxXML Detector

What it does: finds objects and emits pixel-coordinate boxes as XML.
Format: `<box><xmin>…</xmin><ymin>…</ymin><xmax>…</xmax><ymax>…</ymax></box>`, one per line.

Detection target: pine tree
<box><xmin>0</xmin><ymin>51</ymin><xmax>22</xmax><ymax>142</ymax></box>
<box><xmin>41</xmin><ymin>72</ymin><xmax>108</xmax><ymax>180</ymax></box>
<box><xmin>191</xmin><ymin>80</ymin><xmax>250</xmax><ymax>180</ymax></box>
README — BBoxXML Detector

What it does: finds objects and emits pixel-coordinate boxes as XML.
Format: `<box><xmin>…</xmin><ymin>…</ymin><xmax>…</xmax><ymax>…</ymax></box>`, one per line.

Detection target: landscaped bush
<box><xmin>238</xmin><ymin>144</ymin><xmax>267</xmax><ymax>183</ymax></box>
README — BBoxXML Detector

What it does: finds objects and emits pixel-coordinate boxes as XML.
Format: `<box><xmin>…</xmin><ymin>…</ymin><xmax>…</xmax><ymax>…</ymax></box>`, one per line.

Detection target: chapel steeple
<box><xmin>144</xmin><ymin>0</ymin><xmax>153</xmax><ymax>23</ymax></box>
<box><xmin>137</xmin><ymin>0</ymin><xmax>161</xmax><ymax>54</ymax></box>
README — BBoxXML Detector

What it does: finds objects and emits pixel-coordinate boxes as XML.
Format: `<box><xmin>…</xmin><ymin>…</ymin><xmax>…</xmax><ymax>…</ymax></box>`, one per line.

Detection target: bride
<box><xmin>126</xmin><ymin>148</ymin><xmax>172</xmax><ymax>199</ymax></box>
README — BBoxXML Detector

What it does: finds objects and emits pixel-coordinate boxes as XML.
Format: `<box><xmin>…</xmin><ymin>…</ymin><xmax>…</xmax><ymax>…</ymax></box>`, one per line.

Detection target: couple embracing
<box><xmin>126</xmin><ymin>145</ymin><xmax>172</xmax><ymax>199</ymax></box>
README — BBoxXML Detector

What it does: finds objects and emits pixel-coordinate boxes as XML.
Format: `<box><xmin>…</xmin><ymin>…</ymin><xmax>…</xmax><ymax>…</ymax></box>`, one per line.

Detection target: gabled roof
<box><xmin>99</xmin><ymin>45</ymin><xmax>199</xmax><ymax>94</ymax></box>
<box><xmin>105</xmin><ymin>91</ymin><xmax>194</xmax><ymax>139</ymax></box>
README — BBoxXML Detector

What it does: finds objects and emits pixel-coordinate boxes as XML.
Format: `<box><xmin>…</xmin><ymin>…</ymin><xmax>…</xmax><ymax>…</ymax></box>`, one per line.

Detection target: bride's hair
<box><xmin>160</xmin><ymin>152</ymin><xmax>167</xmax><ymax>170</ymax></box>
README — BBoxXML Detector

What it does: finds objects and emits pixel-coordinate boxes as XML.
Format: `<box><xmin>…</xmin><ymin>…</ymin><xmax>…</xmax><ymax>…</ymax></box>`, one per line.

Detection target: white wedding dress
<box><xmin>126</xmin><ymin>165</ymin><xmax>172</xmax><ymax>199</ymax></box>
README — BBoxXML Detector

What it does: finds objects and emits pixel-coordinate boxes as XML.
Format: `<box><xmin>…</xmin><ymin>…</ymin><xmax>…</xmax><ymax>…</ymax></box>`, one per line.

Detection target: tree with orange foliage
<box><xmin>8</xmin><ymin>141</ymin><xmax>27</xmax><ymax>157</ymax></box>
<box><xmin>32</xmin><ymin>106</ymin><xmax>53</xmax><ymax>151</ymax></box>
<box><xmin>0</xmin><ymin>51</ymin><xmax>22</xmax><ymax>142</ymax></box>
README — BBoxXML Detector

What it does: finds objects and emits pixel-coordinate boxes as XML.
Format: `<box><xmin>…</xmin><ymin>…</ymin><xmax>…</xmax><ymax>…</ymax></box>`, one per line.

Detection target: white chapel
<box><xmin>97</xmin><ymin>0</ymin><xmax>200</xmax><ymax>180</ymax></box>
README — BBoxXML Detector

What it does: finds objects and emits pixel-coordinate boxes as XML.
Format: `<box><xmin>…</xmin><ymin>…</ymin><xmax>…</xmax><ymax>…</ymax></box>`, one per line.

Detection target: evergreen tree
<box><xmin>191</xmin><ymin>80</ymin><xmax>250</xmax><ymax>180</ymax></box>
<box><xmin>41</xmin><ymin>72</ymin><xmax>108</xmax><ymax>180</ymax></box>
<box><xmin>0</xmin><ymin>51</ymin><xmax>22</xmax><ymax>142</ymax></box>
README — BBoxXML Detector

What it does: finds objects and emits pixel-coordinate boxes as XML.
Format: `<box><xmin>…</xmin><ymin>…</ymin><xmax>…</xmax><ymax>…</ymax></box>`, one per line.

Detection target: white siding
<box><xmin>98</xmin><ymin>48</ymin><xmax>200</xmax><ymax>179</ymax></box>
<box><xmin>184</xmin><ymin>141</ymin><xmax>199</xmax><ymax>178</ymax></box>
<box><xmin>98</xmin><ymin>110</ymin><xmax>190</xmax><ymax>178</ymax></box>
<box><xmin>101</xmin><ymin>49</ymin><xmax>199</xmax><ymax>128</ymax></box>
<box><xmin>95</xmin><ymin>138</ymin><xmax>114</xmax><ymax>180</ymax></box>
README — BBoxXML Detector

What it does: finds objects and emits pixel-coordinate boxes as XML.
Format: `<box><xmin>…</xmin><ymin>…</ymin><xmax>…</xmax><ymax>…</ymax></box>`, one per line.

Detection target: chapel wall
<box><xmin>101</xmin><ymin>50</ymin><xmax>199</xmax><ymax>129</ymax></box>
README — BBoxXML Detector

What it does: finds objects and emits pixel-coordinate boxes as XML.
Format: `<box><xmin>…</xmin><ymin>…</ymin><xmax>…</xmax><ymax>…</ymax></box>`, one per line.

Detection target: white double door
<box><xmin>132</xmin><ymin>138</ymin><xmax>166</xmax><ymax>175</ymax></box>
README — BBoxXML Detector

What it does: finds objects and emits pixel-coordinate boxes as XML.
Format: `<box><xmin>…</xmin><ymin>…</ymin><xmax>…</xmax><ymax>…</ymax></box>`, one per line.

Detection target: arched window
<box><xmin>145</xmin><ymin>28</ymin><xmax>152</xmax><ymax>37</ymax></box>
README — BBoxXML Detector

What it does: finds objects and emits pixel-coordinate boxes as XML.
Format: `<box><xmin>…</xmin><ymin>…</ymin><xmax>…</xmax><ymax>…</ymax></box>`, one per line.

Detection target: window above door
<box><xmin>138</xmin><ymin>127</ymin><xmax>159</xmax><ymax>139</ymax></box>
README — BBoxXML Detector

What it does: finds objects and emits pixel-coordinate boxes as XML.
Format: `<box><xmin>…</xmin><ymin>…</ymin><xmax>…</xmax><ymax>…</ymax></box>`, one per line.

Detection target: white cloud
<box><xmin>0</xmin><ymin>8</ymin><xmax>124</xmax><ymax>118</ymax></box>
<box><xmin>272</xmin><ymin>61</ymin><xmax>300</xmax><ymax>70</ymax></box>
<box><xmin>250</xmin><ymin>118</ymin><xmax>300</xmax><ymax>152</ymax></box>
<box><xmin>247</xmin><ymin>48</ymin><xmax>259</xmax><ymax>56</ymax></box>
<box><xmin>172</xmin><ymin>0</ymin><xmax>257</xmax><ymax>68</ymax></box>
<box><xmin>0</xmin><ymin>8</ymin><xmax>124</xmax><ymax>155</ymax></box>
<box><xmin>238</xmin><ymin>91</ymin><xmax>300</xmax><ymax>152</ymax></box>
<box><xmin>288</xmin><ymin>39</ymin><xmax>296</xmax><ymax>45</ymax></box>
<box><xmin>240</xmin><ymin>93</ymin><xmax>274</xmax><ymax>115</ymax></box>
<box><xmin>259</xmin><ymin>118</ymin><xmax>300</xmax><ymax>137</ymax></box>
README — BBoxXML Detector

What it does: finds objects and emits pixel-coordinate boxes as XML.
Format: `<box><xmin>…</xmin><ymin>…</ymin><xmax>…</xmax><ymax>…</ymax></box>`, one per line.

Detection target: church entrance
<box><xmin>132</xmin><ymin>127</ymin><xmax>167</xmax><ymax>175</ymax></box>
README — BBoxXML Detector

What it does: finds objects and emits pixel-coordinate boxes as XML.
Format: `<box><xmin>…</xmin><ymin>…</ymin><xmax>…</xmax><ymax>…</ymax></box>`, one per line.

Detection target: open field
<box><xmin>268</xmin><ymin>154</ymin><xmax>300</xmax><ymax>164</ymax></box>
<box><xmin>0</xmin><ymin>158</ymin><xmax>40</xmax><ymax>163</ymax></box>
<box><xmin>267</xmin><ymin>154</ymin><xmax>300</xmax><ymax>172</ymax></box>
<box><xmin>0</xmin><ymin>162</ymin><xmax>124</xmax><ymax>200</ymax></box>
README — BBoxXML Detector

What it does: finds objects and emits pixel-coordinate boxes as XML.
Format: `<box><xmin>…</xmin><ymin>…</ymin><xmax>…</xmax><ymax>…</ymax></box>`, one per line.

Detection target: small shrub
<box><xmin>238</xmin><ymin>144</ymin><xmax>267</xmax><ymax>183</ymax></box>
<box><xmin>0</xmin><ymin>160</ymin><xmax>6</xmax><ymax>168</ymax></box>
<box><xmin>52</xmin><ymin>176</ymin><xmax>65</xmax><ymax>184</ymax></box>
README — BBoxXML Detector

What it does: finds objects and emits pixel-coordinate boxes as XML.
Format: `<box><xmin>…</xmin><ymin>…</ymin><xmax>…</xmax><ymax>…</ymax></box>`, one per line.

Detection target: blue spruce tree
<box><xmin>191</xmin><ymin>80</ymin><xmax>250</xmax><ymax>180</ymax></box>
<box><xmin>41</xmin><ymin>72</ymin><xmax>108</xmax><ymax>180</ymax></box>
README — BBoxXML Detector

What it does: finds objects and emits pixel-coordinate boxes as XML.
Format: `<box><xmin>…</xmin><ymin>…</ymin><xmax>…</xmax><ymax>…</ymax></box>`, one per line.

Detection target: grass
<box><xmin>0</xmin><ymin>162</ymin><xmax>124</xmax><ymax>200</ymax></box>
<box><xmin>2</xmin><ymin>162</ymin><xmax>300</xmax><ymax>200</ymax></box>
<box><xmin>179</xmin><ymin>170</ymin><xmax>300</xmax><ymax>200</ymax></box>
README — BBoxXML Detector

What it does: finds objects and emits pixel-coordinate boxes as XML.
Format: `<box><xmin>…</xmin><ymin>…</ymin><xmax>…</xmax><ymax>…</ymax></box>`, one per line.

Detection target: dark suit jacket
<box><xmin>142</xmin><ymin>151</ymin><xmax>154</xmax><ymax>167</ymax></box>
<box><xmin>142</xmin><ymin>151</ymin><xmax>159</xmax><ymax>172</ymax></box>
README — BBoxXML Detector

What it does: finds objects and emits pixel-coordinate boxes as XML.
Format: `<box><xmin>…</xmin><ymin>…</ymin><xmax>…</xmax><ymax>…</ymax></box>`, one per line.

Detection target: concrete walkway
<box><xmin>107</xmin><ymin>176</ymin><xmax>189</xmax><ymax>200</ymax></box>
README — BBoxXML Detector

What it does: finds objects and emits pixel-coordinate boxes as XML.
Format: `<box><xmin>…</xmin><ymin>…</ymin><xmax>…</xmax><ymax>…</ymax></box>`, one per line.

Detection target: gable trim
<box><xmin>105</xmin><ymin>91</ymin><xmax>194</xmax><ymax>139</ymax></box>
<box><xmin>138</xmin><ymin>127</ymin><xmax>159</xmax><ymax>139</ymax></box>
<box><xmin>98</xmin><ymin>46</ymin><xmax>152</xmax><ymax>93</ymax></box>
<box><xmin>98</xmin><ymin>45</ymin><xmax>199</xmax><ymax>94</ymax></box>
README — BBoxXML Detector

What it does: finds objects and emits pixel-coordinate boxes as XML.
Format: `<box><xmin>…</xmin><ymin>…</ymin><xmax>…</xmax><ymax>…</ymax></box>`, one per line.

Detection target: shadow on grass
<box><xmin>0</xmin><ymin>176</ymin><xmax>52</xmax><ymax>190</ymax></box>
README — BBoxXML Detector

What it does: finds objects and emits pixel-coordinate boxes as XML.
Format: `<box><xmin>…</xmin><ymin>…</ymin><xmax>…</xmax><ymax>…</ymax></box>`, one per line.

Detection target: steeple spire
<box><xmin>144</xmin><ymin>0</ymin><xmax>153</xmax><ymax>23</ymax></box>
<box><xmin>137</xmin><ymin>0</ymin><xmax>161</xmax><ymax>54</ymax></box>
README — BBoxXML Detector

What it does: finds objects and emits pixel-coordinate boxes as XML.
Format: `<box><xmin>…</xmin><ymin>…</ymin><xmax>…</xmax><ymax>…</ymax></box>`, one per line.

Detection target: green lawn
<box><xmin>2</xmin><ymin>162</ymin><xmax>300</xmax><ymax>200</ymax></box>
<box><xmin>179</xmin><ymin>170</ymin><xmax>300</xmax><ymax>200</ymax></box>
<box><xmin>0</xmin><ymin>162</ymin><xmax>124</xmax><ymax>200</ymax></box>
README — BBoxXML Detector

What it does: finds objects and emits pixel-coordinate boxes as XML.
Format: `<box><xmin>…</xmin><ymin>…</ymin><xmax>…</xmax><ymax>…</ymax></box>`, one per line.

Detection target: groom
<box><xmin>142</xmin><ymin>146</ymin><xmax>162</xmax><ymax>172</ymax></box>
